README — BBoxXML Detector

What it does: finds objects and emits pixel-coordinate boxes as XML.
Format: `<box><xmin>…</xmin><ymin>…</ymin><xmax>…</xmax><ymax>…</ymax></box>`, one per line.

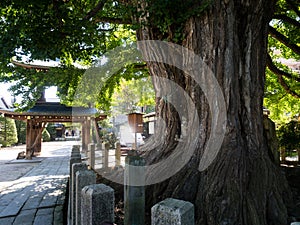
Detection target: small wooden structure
<box><xmin>127</xmin><ymin>113</ymin><xmax>144</xmax><ymax>133</ymax></box>
<box><xmin>0</xmin><ymin>100</ymin><xmax>106</xmax><ymax>159</ymax></box>
<box><xmin>127</xmin><ymin>113</ymin><xmax>144</xmax><ymax>149</ymax></box>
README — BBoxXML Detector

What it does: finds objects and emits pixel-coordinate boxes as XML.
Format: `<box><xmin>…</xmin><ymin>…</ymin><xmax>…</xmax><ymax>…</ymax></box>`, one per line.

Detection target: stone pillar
<box><xmin>104</xmin><ymin>142</ymin><xmax>110</xmax><ymax>169</ymax></box>
<box><xmin>75</xmin><ymin>170</ymin><xmax>96</xmax><ymax>225</ymax></box>
<box><xmin>151</xmin><ymin>198</ymin><xmax>194</xmax><ymax>225</ymax></box>
<box><xmin>88</xmin><ymin>143</ymin><xmax>95</xmax><ymax>169</ymax></box>
<box><xmin>82</xmin><ymin>119</ymin><xmax>91</xmax><ymax>154</ymax></box>
<box><xmin>124</xmin><ymin>151</ymin><xmax>145</xmax><ymax>225</ymax></box>
<box><xmin>115</xmin><ymin>141</ymin><xmax>121</xmax><ymax>166</ymax></box>
<box><xmin>71</xmin><ymin>163</ymin><xmax>88</xmax><ymax>225</ymax></box>
<box><xmin>69</xmin><ymin>146</ymin><xmax>82</xmax><ymax>193</ymax></box>
<box><xmin>81</xmin><ymin>184</ymin><xmax>114</xmax><ymax>225</ymax></box>
<box><xmin>69</xmin><ymin>145</ymin><xmax>82</xmax><ymax>223</ymax></box>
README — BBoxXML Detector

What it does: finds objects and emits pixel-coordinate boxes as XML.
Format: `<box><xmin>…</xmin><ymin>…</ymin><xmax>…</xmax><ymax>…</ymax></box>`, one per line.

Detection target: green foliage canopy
<box><xmin>277</xmin><ymin>120</ymin><xmax>300</xmax><ymax>151</ymax></box>
<box><xmin>0</xmin><ymin>116</ymin><xmax>18</xmax><ymax>147</ymax></box>
<box><xmin>111</xmin><ymin>76</ymin><xmax>155</xmax><ymax>114</ymax></box>
<box><xmin>0</xmin><ymin>0</ymin><xmax>299</xmax><ymax>119</ymax></box>
<box><xmin>265</xmin><ymin>0</ymin><xmax>300</xmax><ymax>123</ymax></box>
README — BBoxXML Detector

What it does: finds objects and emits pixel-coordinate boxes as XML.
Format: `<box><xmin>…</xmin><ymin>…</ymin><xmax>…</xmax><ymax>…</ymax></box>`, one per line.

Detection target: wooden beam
<box><xmin>25</xmin><ymin>119</ymin><xmax>33</xmax><ymax>159</ymax></box>
<box><xmin>30</xmin><ymin>122</ymin><xmax>47</xmax><ymax>156</ymax></box>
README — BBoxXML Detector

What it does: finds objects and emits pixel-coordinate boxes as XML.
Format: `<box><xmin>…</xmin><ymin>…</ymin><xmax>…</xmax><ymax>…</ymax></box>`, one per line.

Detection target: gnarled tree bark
<box><xmin>136</xmin><ymin>0</ymin><xmax>292</xmax><ymax>224</ymax></box>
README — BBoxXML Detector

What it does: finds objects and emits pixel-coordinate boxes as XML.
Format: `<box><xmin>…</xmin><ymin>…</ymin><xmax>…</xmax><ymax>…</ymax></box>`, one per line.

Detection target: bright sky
<box><xmin>0</xmin><ymin>83</ymin><xmax>13</xmax><ymax>104</ymax></box>
<box><xmin>0</xmin><ymin>83</ymin><xmax>59</xmax><ymax>106</ymax></box>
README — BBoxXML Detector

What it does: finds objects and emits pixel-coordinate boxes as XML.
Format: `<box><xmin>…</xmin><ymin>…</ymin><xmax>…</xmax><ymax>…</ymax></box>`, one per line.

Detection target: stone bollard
<box><xmin>69</xmin><ymin>145</ymin><xmax>82</xmax><ymax>222</ymax></box>
<box><xmin>81</xmin><ymin>184</ymin><xmax>114</xmax><ymax>225</ymax></box>
<box><xmin>70</xmin><ymin>145</ymin><xmax>82</xmax><ymax>175</ymax></box>
<box><xmin>75</xmin><ymin>170</ymin><xmax>96</xmax><ymax>225</ymax></box>
<box><xmin>71</xmin><ymin>145</ymin><xmax>81</xmax><ymax>156</ymax></box>
<box><xmin>151</xmin><ymin>198</ymin><xmax>194</xmax><ymax>225</ymax></box>
<box><xmin>104</xmin><ymin>142</ymin><xmax>110</xmax><ymax>169</ymax></box>
<box><xmin>124</xmin><ymin>151</ymin><xmax>145</xmax><ymax>225</ymax></box>
<box><xmin>115</xmin><ymin>141</ymin><xmax>121</xmax><ymax>166</ymax></box>
<box><xmin>88</xmin><ymin>143</ymin><xmax>95</xmax><ymax>169</ymax></box>
<box><xmin>71</xmin><ymin>163</ymin><xmax>88</xmax><ymax>225</ymax></box>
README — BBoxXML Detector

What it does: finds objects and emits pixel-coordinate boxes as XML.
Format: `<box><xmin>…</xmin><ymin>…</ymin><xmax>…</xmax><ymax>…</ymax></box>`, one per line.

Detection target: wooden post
<box><xmin>93</xmin><ymin>119</ymin><xmax>102</xmax><ymax>146</ymax></box>
<box><xmin>31</xmin><ymin>122</ymin><xmax>37</xmax><ymax>154</ymax></box>
<box><xmin>26</xmin><ymin>118</ymin><xmax>32</xmax><ymax>159</ymax></box>
<box><xmin>29</xmin><ymin>121</ymin><xmax>46</xmax><ymax>156</ymax></box>
<box><xmin>85</xmin><ymin>118</ymin><xmax>91</xmax><ymax>151</ymax></box>
<box><xmin>82</xmin><ymin>118</ymin><xmax>91</xmax><ymax>153</ymax></box>
<box><xmin>34</xmin><ymin>122</ymin><xmax>44</xmax><ymax>155</ymax></box>
<box><xmin>81</xmin><ymin>121</ymin><xmax>86</xmax><ymax>153</ymax></box>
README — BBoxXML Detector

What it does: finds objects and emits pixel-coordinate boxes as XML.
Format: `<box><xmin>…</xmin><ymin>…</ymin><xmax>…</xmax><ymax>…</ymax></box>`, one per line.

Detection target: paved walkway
<box><xmin>0</xmin><ymin>141</ymin><xmax>78</xmax><ymax>225</ymax></box>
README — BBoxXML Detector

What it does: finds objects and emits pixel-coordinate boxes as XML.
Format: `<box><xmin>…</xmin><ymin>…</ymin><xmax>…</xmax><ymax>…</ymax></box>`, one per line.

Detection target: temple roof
<box><xmin>0</xmin><ymin>102</ymin><xmax>106</xmax><ymax>122</ymax></box>
<box><xmin>27</xmin><ymin>102</ymin><xmax>97</xmax><ymax>116</ymax></box>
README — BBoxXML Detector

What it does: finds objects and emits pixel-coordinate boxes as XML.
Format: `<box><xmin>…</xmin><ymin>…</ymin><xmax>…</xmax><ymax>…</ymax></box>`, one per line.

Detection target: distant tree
<box><xmin>46</xmin><ymin>123</ymin><xmax>58</xmax><ymax>141</ymax></box>
<box><xmin>111</xmin><ymin>77</ymin><xmax>155</xmax><ymax>114</ymax></box>
<box><xmin>0</xmin><ymin>116</ymin><xmax>18</xmax><ymax>147</ymax></box>
<box><xmin>277</xmin><ymin>120</ymin><xmax>300</xmax><ymax>153</ymax></box>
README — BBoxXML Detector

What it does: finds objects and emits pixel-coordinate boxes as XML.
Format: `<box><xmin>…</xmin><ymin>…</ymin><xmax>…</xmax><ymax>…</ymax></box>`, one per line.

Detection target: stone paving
<box><xmin>0</xmin><ymin>141</ymin><xmax>78</xmax><ymax>225</ymax></box>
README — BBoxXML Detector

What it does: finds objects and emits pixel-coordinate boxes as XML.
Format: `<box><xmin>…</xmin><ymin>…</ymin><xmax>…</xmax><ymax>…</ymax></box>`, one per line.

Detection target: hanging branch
<box><xmin>93</xmin><ymin>17</ymin><xmax>132</xmax><ymax>24</ymax></box>
<box><xmin>286</xmin><ymin>0</ymin><xmax>300</xmax><ymax>18</ymax></box>
<box><xmin>273</xmin><ymin>14</ymin><xmax>300</xmax><ymax>28</ymax></box>
<box><xmin>266</xmin><ymin>54</ymin><xmax>300</xmax><ymax>98</ymax></box>
<box><xmin>269</xmin><ymin>26</ymin><xmax>300</xmax><ymax>55</ymax></box>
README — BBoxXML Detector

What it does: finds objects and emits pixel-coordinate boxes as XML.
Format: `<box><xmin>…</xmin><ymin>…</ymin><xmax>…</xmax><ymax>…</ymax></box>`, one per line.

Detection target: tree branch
<box><xmin>11</xmin><ymin>60</ymin><xmax>51</xmax><ymax>71</ymax></box>
<box><xmin>286</xmin><ymin>0</ymin><xmax>300</xmax><ymax>18</ymax></box>
<box><xmin>273</xmin><ymin>14</ymin><xmax>300</xmax><ymax>28</ymax></box>
<box><xmin>83</xmin><ymin>0</ymin><xmax>132</xmax><ymax>24</ymax></box>
<box><xmin>266</xmin><ymin>54</ymin><xmax>300</xmax><ymax>82</ymax></box>
<box><xmin>277</xmin><ymin>74</ymin><xmax>300</xmax><ymax>98</ymax></box>
<box><xmin>266</xmin><ymin>54</ymin><xmax>300</xmax><ymax>98</ymax></box>
<box><xmin>94</xmin><ymin>17</ymin><xmax>132</xmax><ymax>24</ymax></box>
<box><xmin>84</xmin><ymin>0</ymin><xmax>108</xmax><ymax>20</ymax></box>
<box><xmin>131</xmin><ymin>63</ymin><xmax>148</xmax><ymax>70</ymax></box>
<box><xmin>269</xmin><ymin>26</ymin><xmax>300</xmax><ymax>55</ymax></box>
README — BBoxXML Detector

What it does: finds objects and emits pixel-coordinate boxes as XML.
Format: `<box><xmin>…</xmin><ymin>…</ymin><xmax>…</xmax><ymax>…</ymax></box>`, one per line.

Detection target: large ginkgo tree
<box><xmin>0</xmin><ymin>0</ymin><xmax>299</xmax><ymax>224</ymax></box>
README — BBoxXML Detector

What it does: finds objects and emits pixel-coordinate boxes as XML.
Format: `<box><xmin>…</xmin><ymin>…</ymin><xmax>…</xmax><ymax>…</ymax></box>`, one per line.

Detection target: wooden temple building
<box><xmin>0</xmin><ymin>95</ymin><xmax>106</xmax><ymax>158</ymax></box>
<box><xmin>0</xmin><ymin>60</ymin><xmax>106</xmax><ymax>159</ymax></box>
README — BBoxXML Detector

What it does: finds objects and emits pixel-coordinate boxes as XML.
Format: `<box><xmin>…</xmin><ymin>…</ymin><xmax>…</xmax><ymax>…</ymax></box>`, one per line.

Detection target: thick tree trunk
<box><xmin>136</xmin><ymin>1</ymin><xmax>291</xmax><ymax>224</ymax></box>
